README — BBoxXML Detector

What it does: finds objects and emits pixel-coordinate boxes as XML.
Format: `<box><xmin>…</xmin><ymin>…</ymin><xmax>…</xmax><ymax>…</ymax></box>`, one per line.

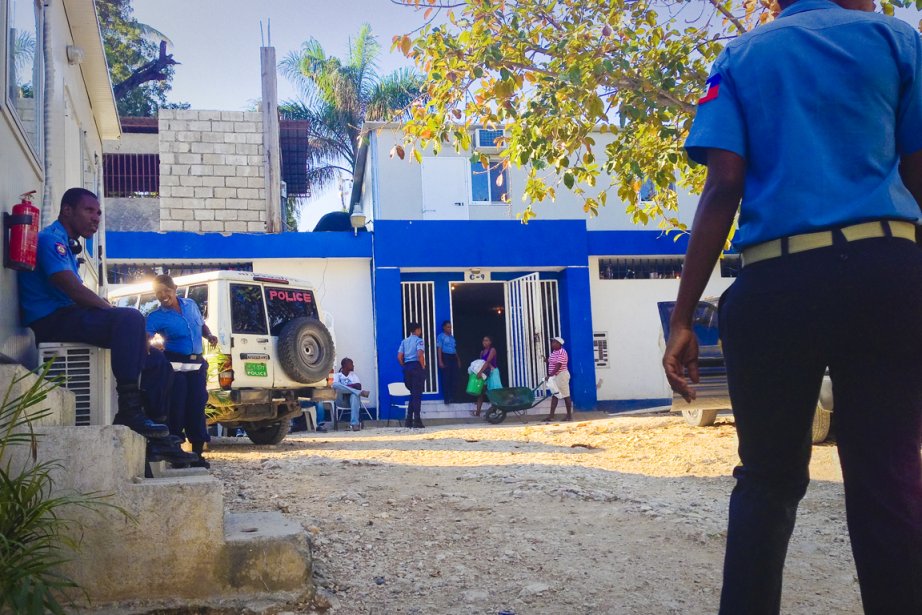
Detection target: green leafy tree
<box><xmin>394</xmin><ymin>0</ymin><xmax>921</xmax><ymax>228</ymax></box>
<box><xmin>280</xmin><ymin>24</ymin><xmax>424</xmax><ymax>212</ymax></box>
<box><xmin>96</xmin><ymin>0</ymin><xmax>185</xmax><ymax>117</ymax></box>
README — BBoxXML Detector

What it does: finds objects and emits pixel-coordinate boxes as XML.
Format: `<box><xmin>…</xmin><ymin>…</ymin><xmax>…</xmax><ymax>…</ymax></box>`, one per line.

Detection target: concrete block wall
<box><xmin>158</xmin><ymin>110</ymin><xmax>267</xmax><ymax>233</ymax></box>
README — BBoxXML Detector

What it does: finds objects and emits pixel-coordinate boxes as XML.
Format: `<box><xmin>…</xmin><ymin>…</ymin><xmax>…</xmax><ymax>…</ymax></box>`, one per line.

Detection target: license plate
<box><xmin>244</xmin><ymin>362</ymin><xmax>268</xmax><ymax>377</ymax></box>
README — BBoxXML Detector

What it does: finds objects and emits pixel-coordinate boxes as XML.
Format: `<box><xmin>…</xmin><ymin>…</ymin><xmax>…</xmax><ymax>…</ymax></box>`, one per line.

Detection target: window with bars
<box><xmin>401</xmin><ymin>281</ymin><xmax>438</xmax><ymax>394</ymax></box>
<box><xmin>598</xmin><ymin>257</ymin><xmax>684</xmax><ymax>280</ymax></box>
<box><xmin>103</xmin><ymin>153</ymin><xmax>160</xmax><ymax>198</ymax></box>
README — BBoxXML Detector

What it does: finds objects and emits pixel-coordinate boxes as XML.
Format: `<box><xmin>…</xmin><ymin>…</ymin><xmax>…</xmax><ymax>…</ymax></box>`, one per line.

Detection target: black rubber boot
<box><xmin>147</xmin><ymin>438</ymin><xmax>199</xmax><ymax>467</ymax></box>
<box><xmin>404</xmin><ymin>417</ymin><xmax>414</xmax><ymax>428</ymax></box>
<box><xmin>413</xmin><ymin>412</ymin><xmax>425</xmax><ymax>429</ymax></box>
<box><xmin>190</xmin><ymin>442</ymin><xmax>211</xmax><ymax>469</ymax></box>
<box><xmin>114</xmin><ymin>383</ymin><xmax>169</xmax><ymax>439</ymax></box>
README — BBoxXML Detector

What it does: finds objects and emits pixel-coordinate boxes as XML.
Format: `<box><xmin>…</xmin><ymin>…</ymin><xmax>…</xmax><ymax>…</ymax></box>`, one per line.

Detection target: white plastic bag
<box><xmin>546</xmin><ymin>375</ymin><xmax>560</xmax><ymax>397</ymax></box>
<box><xmin>468</xmin><ymin>359</ymin><xmax>487</xmax><ymax>379</ymax></box>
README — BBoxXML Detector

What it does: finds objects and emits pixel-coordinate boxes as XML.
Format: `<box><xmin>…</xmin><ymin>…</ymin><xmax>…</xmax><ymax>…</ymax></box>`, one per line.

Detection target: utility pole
<box><xmin>259</xmin><ymin>24</ymin><xmax>282</xmax><ymax>233</ymax></box>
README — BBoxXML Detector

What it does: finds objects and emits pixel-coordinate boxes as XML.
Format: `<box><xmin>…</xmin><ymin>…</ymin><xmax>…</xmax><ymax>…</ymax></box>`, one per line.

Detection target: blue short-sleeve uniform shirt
<box><xmin>146</xmin><ymin>296</ymin><xmax>205</xmax><ymax>355</ymax></box>
<box><xmin>436</xmin><ymin>332</ymin><xmax>457</xmax><ymax>354</ymax></box>
<box><xmin>18</xmin><ymin>221</ymin><xmax>79</xmax><ymax>325</ymax></box>
<box><xmin>398</xmin><ymin>334</ymin><xmax>425</xmax><ymax>363</ymax></box>
<box><xmin>685</xmin><ymin>0</ymin><xmax>922</xmax><ymax>249</ymax></box>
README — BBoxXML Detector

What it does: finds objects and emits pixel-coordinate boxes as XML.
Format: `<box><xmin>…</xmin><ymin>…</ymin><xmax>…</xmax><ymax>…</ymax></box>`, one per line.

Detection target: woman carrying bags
<box><xmin>544</xmin><ymin>336</ymin><xmax>572</xmax><ymax>422</ymax></box>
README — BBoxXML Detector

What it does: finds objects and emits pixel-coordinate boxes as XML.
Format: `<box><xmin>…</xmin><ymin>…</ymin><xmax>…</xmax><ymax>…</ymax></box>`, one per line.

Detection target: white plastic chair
<box><xmin>386</xmin><ymin>382</ymin><xmax>411</xmax><ymax>427</ymax></box>
<box><xmin>332</xmin><ymin>391</ymin><xmax>374</xmax><ymax>429</ymax></box>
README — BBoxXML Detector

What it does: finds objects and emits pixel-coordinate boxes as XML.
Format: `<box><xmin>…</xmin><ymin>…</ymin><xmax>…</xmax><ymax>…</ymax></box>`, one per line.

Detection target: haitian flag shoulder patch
<box><xmin>699</xmin><ymin>74</ymin><xmax>721</xmax><ymax>105</ymax></box>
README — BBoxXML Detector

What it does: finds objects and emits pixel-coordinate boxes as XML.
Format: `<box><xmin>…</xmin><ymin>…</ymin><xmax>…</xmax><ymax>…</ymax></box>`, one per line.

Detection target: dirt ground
<box><xmin>208</xmin><ymin>412</ymin><xmax>861</xmax><ymax>615</ymax></box>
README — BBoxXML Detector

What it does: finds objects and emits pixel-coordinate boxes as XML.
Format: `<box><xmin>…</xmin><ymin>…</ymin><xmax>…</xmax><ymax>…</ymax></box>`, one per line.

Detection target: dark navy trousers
<box><xmin>31</xmin><ymin>306</ymin><xmax>147</xmax><ymax>384</ymax></box>
<box><xmin>32</xmin><ymin>306</ymin><xmax>173</xmax><ymax>420</ymax></box>
<box><xmin>166</xmin><ymin>359</ymin><xmax>210</xmax><ymax>445</ymax></box>
<box><xmin>403</xmin><ymin>361</ymin><xmax>426</xmax><ymax>421</ymax></box>
<box><xmin>717</xmin><ymin>234</ymin><xmax>922</xmax><ymax>615</ymax></box>
<box><xmin>440</xmin><ymin>353</ymin><xmax>459</xmax><ymax>403</ymax></box>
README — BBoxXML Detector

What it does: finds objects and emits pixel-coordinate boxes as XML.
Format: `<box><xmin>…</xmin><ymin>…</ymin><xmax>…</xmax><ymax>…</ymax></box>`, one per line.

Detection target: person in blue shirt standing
<box><xmin>436</xmin><ymin>320</ymin><xmax>460</xmax><ymax>404</ymax></box>
<box><xmin>397</xmin><ymin>322</ymin><xmax>426</xmax><ymax>428</ymax></box>
<box><xmin>17</xmin><ymin>188</ymin><xmax>196</xmax><ymax>466</ymax></box>
<box><xmin>147</xmin><ymin>274</ymin><xmax>217</xmax><ymax>468</ymax></box>
<box><xmin>663</xmin><ymin>1</ymin><xmax>922</xmax><ymax>613</ymax></box>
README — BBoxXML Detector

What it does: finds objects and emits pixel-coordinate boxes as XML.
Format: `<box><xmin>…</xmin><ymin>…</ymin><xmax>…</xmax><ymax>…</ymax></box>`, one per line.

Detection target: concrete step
<box><xmin>3</xmin><ymin>422</ymin><xmax>314</xmax><ymax>607</ymax></box>
<box><xmin>0</xmin><ymin>363</ymin><xmax>76</xmax><ymax>427</ymax></box>
<box><xmin>222</xmin><ymin>511</ymin><xmax>313</xmax><ymax>595</ymax></box>
<box><xmin>147</xmin><ymin>460</ymin><xmax>210</xmax><ymax>478</ymax></box>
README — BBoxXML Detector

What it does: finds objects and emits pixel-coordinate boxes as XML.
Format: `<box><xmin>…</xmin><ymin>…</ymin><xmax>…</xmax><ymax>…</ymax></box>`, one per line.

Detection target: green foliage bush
<box><xmin>0</xmin><ymin>364</ymin><xmax>122</xmax><ymax>614</ymax></box>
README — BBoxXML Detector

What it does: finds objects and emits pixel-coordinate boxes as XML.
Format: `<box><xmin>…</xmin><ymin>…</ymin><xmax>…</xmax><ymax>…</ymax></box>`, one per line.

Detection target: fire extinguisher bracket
<box><xmin>4</xmin><ymin>211</ymin><xmax>36</xmax><ymax>271</ymax></box>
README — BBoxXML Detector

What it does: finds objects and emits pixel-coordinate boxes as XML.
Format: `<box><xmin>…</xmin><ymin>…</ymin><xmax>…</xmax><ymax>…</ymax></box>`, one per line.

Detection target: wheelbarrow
<box><xmin>482</xmin><ymin>381</ymin><xmax>551</xmax><ymax>424</ymax></box>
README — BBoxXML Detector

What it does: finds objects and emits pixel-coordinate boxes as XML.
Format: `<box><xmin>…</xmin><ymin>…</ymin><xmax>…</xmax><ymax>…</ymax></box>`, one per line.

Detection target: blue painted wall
<box><xmin>373</xmin><ymin>220</ymin><xmax>589</xmax><ymax>268</ymax></box>
<box><xmin>107</xmin><ymin>230</ymin><xmax>372</xmax><ymax>260</ymax></box>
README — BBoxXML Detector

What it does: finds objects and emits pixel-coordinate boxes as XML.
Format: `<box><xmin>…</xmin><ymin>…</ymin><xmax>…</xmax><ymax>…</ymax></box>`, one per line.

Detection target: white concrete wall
<box><xmin>588</xmin><ymin>257</ymin><xmax>733</xmax><ymax>401</ymax></box>
<box><xmin>250</xmin><ymin>258</ymin><xmax>377</xmax><ymax>404</ymax></box>
<box><xmin>158</xmin><ymin>110</ymin><xmax>267</xmax><ymax>233</ymax></box>
<box><xmin>0</xmin><ymin>0</ymin><xmax>111</xmax><ymax>364</ymax></box>
<box><xmin>367</xmin><ymin>125</ymin><xmax>701</xmax><ymax>229</ymax></box>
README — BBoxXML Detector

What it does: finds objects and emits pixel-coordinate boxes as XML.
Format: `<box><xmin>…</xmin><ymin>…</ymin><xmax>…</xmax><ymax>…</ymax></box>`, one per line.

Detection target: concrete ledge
<box><xmin>0</xmin><ymin>363</ymin><xmax>76</xmax><ymax>427</ymax></box>
<box><xmin>222</xmin><ymin>511</ymin><xmax>313</xmax><ymax>595</ymax></box>
<box><xmin>63</xmin><ymin>473</ymin><xmax>226</xmax><ymax>602</ymax></box>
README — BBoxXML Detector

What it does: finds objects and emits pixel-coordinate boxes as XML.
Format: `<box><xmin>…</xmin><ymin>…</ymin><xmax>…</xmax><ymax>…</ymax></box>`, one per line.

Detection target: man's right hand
<box><xmin>663</xmin><ymin>325</ymin><xmax>700</xmax><ymax>403</ymax></box>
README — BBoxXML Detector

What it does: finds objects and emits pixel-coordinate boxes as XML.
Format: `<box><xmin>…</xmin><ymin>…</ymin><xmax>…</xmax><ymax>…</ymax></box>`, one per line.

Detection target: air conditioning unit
<box><xmin>39</xmin><ymin>343</ymin><xmax>114</xmax><ymax>426</ymax></box>
<box><xmin>474</xmin><ymin>128</ymin><xmax>505</xmax><ymax>153</ymax></box>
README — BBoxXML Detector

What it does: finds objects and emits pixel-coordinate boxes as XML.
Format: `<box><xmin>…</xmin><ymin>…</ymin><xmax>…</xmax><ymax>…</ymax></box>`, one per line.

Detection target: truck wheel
<box><xmin>682</xmin><ymin>408</ymin><xmax>719</xmax><ymax>427</ymax></box>
<box><xmin>484</xmin><ymin>406</ymin><xmax>506</xmax><ymax>424</ymax></box>
<box><xmin>277</xmin><ymin>317</ymin><xmax>335</xmax><ymax>383</ymax></box>
<box><xmin>812</xmin><ymin>404</ymin><xmax>831</xmax><ymax>444</ymax></box>
<box><xmin>245</xmin><ymin>420</ymin><xmax>291</xmax><ymax>445</ymax></box>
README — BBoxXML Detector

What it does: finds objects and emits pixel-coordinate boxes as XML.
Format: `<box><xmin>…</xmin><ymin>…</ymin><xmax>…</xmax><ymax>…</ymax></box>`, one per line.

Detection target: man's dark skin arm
<box><xmin>900</xmin><ymin>150</ymin><xmax>922</xmax><ymax>243</ymax></box>
<box><xmin>49</xmin><ymin>270</ymin><xmax>112</xmax><ymax>310</ymax></box>
<box><xmin>663</xmin><ymin>149</ymin><xmax>745</xmax><ymax>402</ymax></box>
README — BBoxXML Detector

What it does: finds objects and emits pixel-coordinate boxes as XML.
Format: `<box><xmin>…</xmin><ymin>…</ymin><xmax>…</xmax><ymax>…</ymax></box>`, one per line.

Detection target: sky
<box><xmin>131</xmin><ymin>0</ymin><xmax>425</xmax><ymax>230</ymax></box>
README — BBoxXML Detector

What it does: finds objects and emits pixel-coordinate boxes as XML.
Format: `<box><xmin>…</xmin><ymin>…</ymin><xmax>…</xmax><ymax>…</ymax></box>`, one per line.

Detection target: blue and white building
<box><xmin>107</xmin><ymin>120</ymin><xmax>737</xmax><ymax>419</ymax></box>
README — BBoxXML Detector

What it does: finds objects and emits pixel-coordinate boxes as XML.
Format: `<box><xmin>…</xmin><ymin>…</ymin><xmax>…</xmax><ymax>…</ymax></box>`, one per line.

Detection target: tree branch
<box><xmin>705</xmin><ymin>0</ymin><xmax>748</xmax><ymax>35</ymax></box>
<box><xmin>112</xmin><ymin>41</ymin><xmax>179</xmax><ymax>100</ymax></box>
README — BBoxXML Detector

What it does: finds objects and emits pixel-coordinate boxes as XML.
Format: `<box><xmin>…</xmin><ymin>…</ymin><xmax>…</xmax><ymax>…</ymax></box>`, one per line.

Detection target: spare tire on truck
<box><xmin>277</xmin><ymin>317</ymin><xmax>335</xmax><ymax>383</ymax></box>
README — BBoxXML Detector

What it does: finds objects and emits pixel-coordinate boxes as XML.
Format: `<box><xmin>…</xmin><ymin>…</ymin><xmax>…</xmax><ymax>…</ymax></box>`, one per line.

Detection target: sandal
<box><xmin>470</xmin><ymin>410</ymin><xmax>481</xmax><ymax>417</ymax></box>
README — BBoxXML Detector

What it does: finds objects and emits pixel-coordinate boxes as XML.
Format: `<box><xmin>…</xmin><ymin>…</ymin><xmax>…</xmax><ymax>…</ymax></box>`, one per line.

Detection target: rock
<box><xmin>518</xmin><ymin>582</ymin><xmax>551</xmax><ymax>598</ymax></box>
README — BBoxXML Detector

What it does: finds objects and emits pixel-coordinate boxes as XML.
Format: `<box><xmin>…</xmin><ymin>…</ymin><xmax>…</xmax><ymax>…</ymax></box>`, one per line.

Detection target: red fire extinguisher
<box><xmin>4</xmin><ymin>191</ymin><xmax>39</xmax><ymax>271</ymax></box>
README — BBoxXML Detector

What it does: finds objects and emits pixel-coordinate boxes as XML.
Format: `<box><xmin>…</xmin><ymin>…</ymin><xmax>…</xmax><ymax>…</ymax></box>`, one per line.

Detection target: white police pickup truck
<box><xmin>110</xmin><ymin>271</ymin><xmax>336</xmax><ymax>444</ymax></box>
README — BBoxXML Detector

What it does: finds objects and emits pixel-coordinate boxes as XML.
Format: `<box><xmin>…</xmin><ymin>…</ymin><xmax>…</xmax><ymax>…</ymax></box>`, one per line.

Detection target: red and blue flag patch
<box><xmin>699</xmin><ymin>74</ymin><xmax>721</xmax><ymax>105</ymax></box>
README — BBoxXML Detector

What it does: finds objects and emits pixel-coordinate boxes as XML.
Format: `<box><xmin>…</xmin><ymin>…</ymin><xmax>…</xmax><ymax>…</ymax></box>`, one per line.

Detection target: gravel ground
<box><xmin>207</xmin><ymin>412</ymin><xmax>861</xmax><ymax>615</ymax></box>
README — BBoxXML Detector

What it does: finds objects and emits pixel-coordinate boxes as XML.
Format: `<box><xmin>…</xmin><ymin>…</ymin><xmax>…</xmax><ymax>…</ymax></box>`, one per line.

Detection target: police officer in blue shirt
<box><xmin>397</xmin><ymin>322</ymin><xmax>427</xmax><ymax>428</ymax></box>
<box><xmin>147</xmin><ymin>274</ymin><xmax>217</xmax><ymax>468</ymax></box>
<box><xmin>436</xmin><ymin>320</ymin><xmax>460</xmax><ymax>404</ymax></box>
<box><xmin>663</xmin><ymin>1</ymin><xmax>922</xmax><ymax>613</ymax></box>
<box><xmin>18</xmin><ymin>189</ymin><xmax>197</xmax><ymax>465</ymax></box>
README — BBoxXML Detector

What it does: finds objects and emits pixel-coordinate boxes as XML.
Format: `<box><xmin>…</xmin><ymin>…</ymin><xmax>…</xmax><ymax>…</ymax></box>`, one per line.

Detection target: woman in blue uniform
<box><xmin>147</xmin><ymin>274</ymin><xmax>218</xmax><ymax>468</ymax></box>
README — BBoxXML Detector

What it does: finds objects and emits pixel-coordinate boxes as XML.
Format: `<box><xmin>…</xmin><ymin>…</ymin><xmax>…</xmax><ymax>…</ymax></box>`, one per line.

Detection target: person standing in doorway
<box><xmin>544</xmin><ymin>336</ymin><xmax>572</xmax><ymax>422</ymax></box>
<box><xmin>436</xmin><ymin>320</ymin><xmax>460</xmax><ymax>404</ymax></box>
<box><xmin>473</xmin><ymin>336</ymin><xmax>501</xmax><ymax>417</ymax></box>
<box><xmin>662</xmin><ymin>1</ymin><xmax>922</xmax><ymax>613</ymax></box>
<box><xmin>398</xmin><ymin>322</ymin><xmax>427</xmax><ymax>429</ymax></box>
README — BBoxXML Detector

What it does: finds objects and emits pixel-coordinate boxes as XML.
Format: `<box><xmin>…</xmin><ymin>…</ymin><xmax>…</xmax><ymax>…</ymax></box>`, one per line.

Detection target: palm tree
<box><xmin>280</xmin><ymin>24</ymin><xmax>423</xmax><ymax>210</ymax></box>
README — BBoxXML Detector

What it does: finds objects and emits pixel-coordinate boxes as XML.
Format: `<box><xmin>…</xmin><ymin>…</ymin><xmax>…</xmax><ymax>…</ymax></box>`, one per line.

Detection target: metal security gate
<box><xmin>505</xmin><ymin>274</ymin><xmax>561</xmax><ymax>392</ymax></box>
<box><xmin>401</xmin><ymin>281</ymin><xmax>438</xmax><ymax>394</ymax></box>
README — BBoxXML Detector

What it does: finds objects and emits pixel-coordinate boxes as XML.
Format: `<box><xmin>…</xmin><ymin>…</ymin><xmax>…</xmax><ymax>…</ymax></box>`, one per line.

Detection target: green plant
<box><xmin>0</xmin><ymin>363</ymin><xmax>121</xmax><ymax>614</ymax></box>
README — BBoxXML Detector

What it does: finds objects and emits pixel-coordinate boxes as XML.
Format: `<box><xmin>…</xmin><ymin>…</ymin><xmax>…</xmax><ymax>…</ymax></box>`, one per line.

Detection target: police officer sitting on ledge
<box><xmin>18</xmin><ymin>187</ymin><xmax>197</xmax><ymax>466</ymax></box>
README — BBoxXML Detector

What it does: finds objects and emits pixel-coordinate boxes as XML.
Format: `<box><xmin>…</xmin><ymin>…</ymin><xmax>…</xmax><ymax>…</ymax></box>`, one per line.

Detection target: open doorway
<box><xmin>450</xmin><ymin>282</ymin><xmax>508</xmax><ymax>401</ymax></box>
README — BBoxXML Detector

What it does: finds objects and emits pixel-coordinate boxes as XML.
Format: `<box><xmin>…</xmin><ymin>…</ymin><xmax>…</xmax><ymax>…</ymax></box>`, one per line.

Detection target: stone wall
<box><xmin>105</xmin><ymin>197</ymin><xmax>159</xmax><ymax>231</ymax></box>
<box><xmin>158</xmin><ymin>110</ymin><xmax>267</xmax><ymax>233</ymax></box>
